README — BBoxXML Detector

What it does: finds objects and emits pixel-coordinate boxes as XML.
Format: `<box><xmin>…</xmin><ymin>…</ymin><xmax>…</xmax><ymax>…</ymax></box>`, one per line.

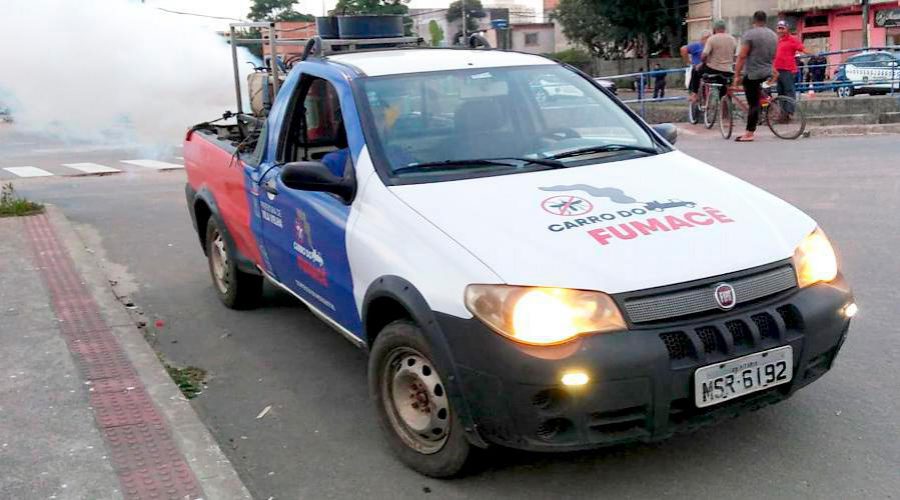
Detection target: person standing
<box><xmin>733</xmin><ymin>10</ymin><xmax>778</xmax><ymax>142</ymax></box>
<box><xmin>683</xmin><ymin>30</ymin><xmax>712</xmax><ymax>102</ymax></box>
<box><xmin>773</xmin><ymin>20</ymin><xmax>808</xmax><ymax>115</ymax></box>
<box><xmin>653</xmin><ymin>63</ymin><xmax>667</xmax><ymax>99</ymax></box>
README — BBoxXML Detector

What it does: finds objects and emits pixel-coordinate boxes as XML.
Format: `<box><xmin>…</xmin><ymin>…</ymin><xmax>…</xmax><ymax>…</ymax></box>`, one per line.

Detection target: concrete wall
<box><xmin>410</xmin><ymin>10</ymin><xmax>453</xmax><ymax>46</ymax></box>
<box><xmin>510</xmin><ymin>24</ymin><xmax>556</xmax><ymax>54</ymax></box>
<box><xmin>779</xmin><ymin>0</ymin><xmax>895</xmax><ymax>11</ymax></box>
<box><xmin>687</xmin><ymin>0</ymin><xmax>779</xmax><ymax>42</ymax></box>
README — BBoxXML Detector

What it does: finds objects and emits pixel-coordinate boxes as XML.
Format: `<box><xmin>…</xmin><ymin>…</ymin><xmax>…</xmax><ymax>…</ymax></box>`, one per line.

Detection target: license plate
<box><xmin>694</xmin><ymin>346</ymin><xmax>793</xmax><ymax>408</ymax></box>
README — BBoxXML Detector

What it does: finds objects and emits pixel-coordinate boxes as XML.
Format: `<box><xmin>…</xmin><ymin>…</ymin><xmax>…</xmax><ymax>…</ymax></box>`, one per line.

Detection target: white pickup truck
<box><xmin>185</xmin><ymin>34</ymin><xmax>856</xmax><ymax>477</ymax></box>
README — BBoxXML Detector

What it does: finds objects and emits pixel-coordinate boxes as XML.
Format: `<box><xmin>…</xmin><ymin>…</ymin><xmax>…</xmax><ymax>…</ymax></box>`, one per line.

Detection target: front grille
<box><xmin>778</xmin><ymin>304</ymin><xmax>805</xmax><ymax>331</ymax></box>
<box><xmin>660</xmin><ymin>331</ymin><xmax>694</xmax><ymax>360</ymax></box>
<box><xmin>751</xmin><ymin>313</ymin><xmax>779</xmax><ymax>339</ymax></box>
<box><xmin>658</xmin><ymin>311</ymin><xmax>790</xmax><ymax>362</ymax></box>
<box><xmin>696</xmin><ymin>326</ymin><xmax>724</xmax><ymax>354</ymax></box>
<box><xmin>726</xmin><ymin>320</ymin><xmax>753</xmax><ymax>347</ymax></box>
<box><xmin>624</xmin><ymin>266</ymin><xmax>797</xmax><ymax>323</ymax></box>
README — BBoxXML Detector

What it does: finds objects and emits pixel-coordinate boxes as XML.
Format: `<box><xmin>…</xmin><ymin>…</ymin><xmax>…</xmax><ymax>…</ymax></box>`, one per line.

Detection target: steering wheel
<box><xmin>540</xmin><ymin>128</ymin><xmax>581</xmax><ymax>141</ymax></box>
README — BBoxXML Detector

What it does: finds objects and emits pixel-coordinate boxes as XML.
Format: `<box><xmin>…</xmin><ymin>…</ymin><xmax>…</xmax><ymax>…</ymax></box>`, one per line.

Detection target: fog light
<box><xmin>843</xmin><ymin>303</ymin><xmax>858</xmax><ymax>318</ymax></box>
<box><xmin>561</xmin><ymin>371</ymin><xmax>589</xmax><ymax>387</ymax></box>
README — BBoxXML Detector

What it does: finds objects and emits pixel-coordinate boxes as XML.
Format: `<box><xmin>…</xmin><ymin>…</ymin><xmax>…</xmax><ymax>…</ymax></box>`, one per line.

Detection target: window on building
<box><xmin>804</xmin><ymin>15</ymin><xmax>829</xmax><ymax>28</ymax></box>
<box><xmin>524</xmin><ymin>32</ymin><xmax>539</xmax><ymax>46</ymax></box>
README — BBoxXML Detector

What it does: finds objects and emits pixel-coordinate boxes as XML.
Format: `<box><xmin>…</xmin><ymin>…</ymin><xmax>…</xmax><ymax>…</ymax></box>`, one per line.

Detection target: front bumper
<box><xmin>438</xmin><ymin>276</ymin><xmax>853</xmax><ymax>452</ymax></box>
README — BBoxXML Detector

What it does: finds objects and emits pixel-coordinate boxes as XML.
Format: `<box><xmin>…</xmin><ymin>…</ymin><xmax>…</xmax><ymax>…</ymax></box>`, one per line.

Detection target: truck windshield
<box><xmin>358</xmin><ymin>65</ymin><xmax>659</xmax><ymax>180</ymax></box>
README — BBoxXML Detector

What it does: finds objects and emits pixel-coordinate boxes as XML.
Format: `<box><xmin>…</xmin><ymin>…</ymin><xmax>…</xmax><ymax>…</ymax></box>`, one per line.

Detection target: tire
<box><xmin>205</xmin><ymin>216</ymin><xmax>262</xmax><ymax>309</ymax></box>
<box><xmin>766</xmin><ymin>96</ymin><xmax>806</xmax><ymax>140</ymax></box>
<box><xmin>718</xmin><ymin>95</ymin><xmax>734</xmax><ymax>140</ymax></box>
<box><xmin>369</xmin><ymin>320</ymin><xmax>473</xmax><ymax>478</ymax></box>
<box><xmin>688</xmin><ymin>100</ymin><xmax>700</xmax><ymax>125</ymax></box>
<box><xmin>703</xmin><ymin>87</ymin><xmax>718</xmax><ymax>129</ymax></box>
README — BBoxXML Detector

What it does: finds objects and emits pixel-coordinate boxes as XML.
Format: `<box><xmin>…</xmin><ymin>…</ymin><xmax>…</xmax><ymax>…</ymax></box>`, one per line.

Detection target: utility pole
<box><xmin>461</xmin><ymin>0</ymin><xmax>467</xmax><ymax>41</ymax></box>
<box><xmin>861</xmin><ymin>0</ymin><xmax>870</xmax><ymax>48</ymax></box>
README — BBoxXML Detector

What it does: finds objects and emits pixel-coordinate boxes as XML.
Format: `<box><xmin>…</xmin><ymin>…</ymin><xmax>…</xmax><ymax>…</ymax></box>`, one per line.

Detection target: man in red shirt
<box><xmin>774</xmin><ymin>20</ymin><xmax>808</xmax><ymax>115</ymax></box>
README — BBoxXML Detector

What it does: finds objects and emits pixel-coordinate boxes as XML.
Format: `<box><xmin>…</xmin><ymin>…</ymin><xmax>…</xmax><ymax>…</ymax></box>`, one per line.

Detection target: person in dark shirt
<box><xmin>653</xmin><ymin>63</ymin><xmax>667</xmax><ymax>99</ymax></box>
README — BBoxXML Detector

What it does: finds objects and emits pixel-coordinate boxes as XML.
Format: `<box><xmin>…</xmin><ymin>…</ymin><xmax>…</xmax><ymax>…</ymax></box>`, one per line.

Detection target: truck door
<box><xmin>256</xmin><ymin>72</ymin><xmax>364</xmax><ymax>339</ymax></box>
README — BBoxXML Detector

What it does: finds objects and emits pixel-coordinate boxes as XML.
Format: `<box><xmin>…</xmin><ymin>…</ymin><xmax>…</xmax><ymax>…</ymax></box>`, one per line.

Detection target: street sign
<box><xmin>490</xmin><ymin>19</ymin><xmax>509</xmax><ymax>29</ymax></box>
<box><xmin>875</xmin><ymin>8</ymin><xmax>900</xmax><ymax>28</ymax></box>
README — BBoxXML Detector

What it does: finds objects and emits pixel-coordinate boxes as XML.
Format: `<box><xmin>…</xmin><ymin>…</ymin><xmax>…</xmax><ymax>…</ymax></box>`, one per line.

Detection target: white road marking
<box><xmin>62</xmin><ymin>162</ymin><xmax>121</xmax><ymax>175</ymax></box>
<box><xmin>3</xmin><ymin>166</ymin><xmax>54</xmax><ymax>178</ymax></box>
<box><xmin>120</xmin><ymin>159</ymin><xmax>184</xmax><ymax>170</ymax></box>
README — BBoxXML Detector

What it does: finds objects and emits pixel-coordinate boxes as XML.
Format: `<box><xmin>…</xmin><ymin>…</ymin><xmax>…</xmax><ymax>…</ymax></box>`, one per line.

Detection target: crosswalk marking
<box><xmin>120</xmin><ymin>159</ymin><xmax>184</xmax><ymax>170</ymax></box>
<box><xmin>3</xmin><ymin>166</ymin><xmax>54</xmax><ymax>178</ymax></box>
<box><xmin>62</xmin><ymin>162</ymin><xmax>122</xmax><ymax>175</ymax></box>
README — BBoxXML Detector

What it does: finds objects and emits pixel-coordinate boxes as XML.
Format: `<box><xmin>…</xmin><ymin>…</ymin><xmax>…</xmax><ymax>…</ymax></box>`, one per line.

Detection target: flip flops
<box><xmin>734</xmin><ymin>135</ymin><xmax>755</xmax><ymax>142</ymax></box>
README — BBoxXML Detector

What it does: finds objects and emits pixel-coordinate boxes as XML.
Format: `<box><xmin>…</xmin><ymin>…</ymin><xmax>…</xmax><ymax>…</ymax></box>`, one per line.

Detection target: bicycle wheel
<box><xmin>703</xmin><ymin>88</ymin><xmax>718</xmax><ymax>129</ymax></box>
<box><xmin>688</xmin><ymin>99</ymin><xmax>700</xmax><ymax>125</ymax></box>
<box><xmin>766</xmin><ymin>96</ymin><xmax>806</xmax><ymax>140</ymax></box>
<box><xmin>718</xmin><ymin>95</ymin><xmax>734</xmax><ymax>140</ymax></box>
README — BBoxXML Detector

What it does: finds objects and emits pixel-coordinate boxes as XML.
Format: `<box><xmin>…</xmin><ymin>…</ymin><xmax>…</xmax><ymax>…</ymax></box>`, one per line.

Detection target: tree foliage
<box><xmin>331</xmin><ymin>0</ymin><xmax>412</xmax><ymax>35</ymax></box>
<box><xmin>248</xmin><ymin>0</ymin><xmax>314</xmax><ymax>21</ymax></box>
<box><xmin>428</xmin><ymin>20</ymin><xmax>445</xmax><ymax>46</ymax></box>
<box><xmin>554</xmin><ymin>0</ymin><xmax>685</xmax><ymax>62</ymax></box>
<box><xmin>332</xmin><ymin>0</ymin><xmax>409</xmax><ymax>16</ymax></box>
<box><xmin>446</xmin><ymin>0</ymin><xmax>486</xmax><ymax>36</ymax></box>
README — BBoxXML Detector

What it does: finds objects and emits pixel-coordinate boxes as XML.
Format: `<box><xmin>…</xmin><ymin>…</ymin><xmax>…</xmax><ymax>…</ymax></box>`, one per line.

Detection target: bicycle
<box><xmin>688</xmin><ymin>74</ymin><xmax>727</xmax><ymax>129</ymax></box>
<box><xmin>717</xmin><ymin>82</ymin><xmax>806</xmax><ymax>140</ymax></box>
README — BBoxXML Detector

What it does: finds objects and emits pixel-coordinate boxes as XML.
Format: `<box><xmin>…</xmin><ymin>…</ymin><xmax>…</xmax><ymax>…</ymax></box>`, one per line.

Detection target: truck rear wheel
<box><xmin>369</xmin><ymin>320</ymin><xmax>473</xmax><ymax>478</ymax></box>
<box><xmin>205</xmin><ymin>216</ymin><xmax>262</xmax><ymax>309</ymax></box>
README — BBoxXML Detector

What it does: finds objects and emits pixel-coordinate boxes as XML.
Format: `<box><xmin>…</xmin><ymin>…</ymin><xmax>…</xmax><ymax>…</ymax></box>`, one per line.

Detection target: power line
<box><xmin>155</xmin><ymin>7</ymin><xmax>247</xmax><ymax>22</ymax></box>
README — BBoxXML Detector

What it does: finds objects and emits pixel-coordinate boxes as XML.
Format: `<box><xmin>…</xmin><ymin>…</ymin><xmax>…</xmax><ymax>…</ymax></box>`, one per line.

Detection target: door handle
<box><xmin>264</xmin><ymin>178</ymin><xmax>278</xmax><ymax>196</ymax></box>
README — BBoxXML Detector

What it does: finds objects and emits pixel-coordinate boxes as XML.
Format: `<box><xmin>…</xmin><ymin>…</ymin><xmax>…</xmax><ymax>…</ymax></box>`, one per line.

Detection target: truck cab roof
<box><xmin>327</xmin><ymin>48</ymin><xmax>553</xmax><ymax>77</ymax></box>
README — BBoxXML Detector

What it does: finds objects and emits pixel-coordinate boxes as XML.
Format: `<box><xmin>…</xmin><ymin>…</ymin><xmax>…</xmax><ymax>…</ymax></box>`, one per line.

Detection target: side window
<box><xmin>281</xmin><ymin>76</ymin><xmax>347</xmax><ymax>164</ymax></box>
<box><xmin>850</xmin><ymin>54</ymin><xmax>875</xmax><ymax>66</ymax></box>
<box><xmin>874</xmin><ymin>54</ymin><xmax>896</xmax><ymax>67</ymax></box>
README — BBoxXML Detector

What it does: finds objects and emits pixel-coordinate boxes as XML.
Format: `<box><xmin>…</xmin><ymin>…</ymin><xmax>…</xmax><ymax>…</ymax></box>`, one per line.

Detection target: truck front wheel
<box><xmin>205</xmin><ymin>216</ymin><xmax>262</xmax><ymax>309</ymax></box>
<box><xmin>369</xmin><ymin>320</ymin><xmax>473</xmax><ymax>478</ymax></box>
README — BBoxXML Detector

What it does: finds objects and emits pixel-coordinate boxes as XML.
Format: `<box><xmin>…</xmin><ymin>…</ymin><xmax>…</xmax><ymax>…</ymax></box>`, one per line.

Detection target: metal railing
<box><xmin>598</xmin><ymin>45</ymin><xmax>900</xmax><ymax>118</ymax></box>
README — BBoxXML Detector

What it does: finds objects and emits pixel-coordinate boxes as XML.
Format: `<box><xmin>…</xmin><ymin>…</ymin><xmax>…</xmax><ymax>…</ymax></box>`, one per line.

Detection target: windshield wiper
<box><xmin>548</xmin><ymin>144</ymin><xmax>659</xmax><ymax>160</ymax></box>
<box><xmin>393</xmin><ymin>156</ymin><xmax>564</xmax><ymax>174</ymax></box>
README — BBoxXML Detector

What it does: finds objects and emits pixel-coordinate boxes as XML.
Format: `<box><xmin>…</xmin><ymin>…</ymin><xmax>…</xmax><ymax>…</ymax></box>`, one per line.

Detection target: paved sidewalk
<box><xmin>0</xmin><ymin>208</ymin><xmax>250</xmax><ymax>500</ymax></box>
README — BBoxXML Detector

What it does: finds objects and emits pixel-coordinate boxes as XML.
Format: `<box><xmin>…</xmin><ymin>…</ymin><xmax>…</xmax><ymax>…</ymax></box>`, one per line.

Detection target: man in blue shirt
<box><xmin>682</xmin><ymin>30</ymin><xmax>711</xmax><ymax>102</ymax></box>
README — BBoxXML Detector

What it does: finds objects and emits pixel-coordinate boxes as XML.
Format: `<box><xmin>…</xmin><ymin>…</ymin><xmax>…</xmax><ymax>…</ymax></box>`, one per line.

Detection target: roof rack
<box><xmin>301</xmin><ymin>36</ymin><xmax>425</xmax><ymax>61</ymax></box>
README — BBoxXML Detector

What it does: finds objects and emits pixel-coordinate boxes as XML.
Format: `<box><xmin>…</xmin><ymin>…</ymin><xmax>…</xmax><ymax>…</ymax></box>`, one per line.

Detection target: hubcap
<box><xmin>382</xmin><ymin>348</ymin><xmax>450</xmax><ymax>454</ymax></box>
<box><xmin>210</xmin><ymin>231</ymin><xmax>230</xmax><ymax>294</ymax></box>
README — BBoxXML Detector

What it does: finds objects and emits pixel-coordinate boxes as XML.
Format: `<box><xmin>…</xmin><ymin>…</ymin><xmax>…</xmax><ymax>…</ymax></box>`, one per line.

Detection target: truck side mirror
<box><xmin>652</xmin><ymin>123</ymin><xmax>678</xmax><ymax>145</ymax></box>
<box><xmin>281</xmin><ymin>161</ymin><xmax>356</xmax><ymax>203</ymax></box>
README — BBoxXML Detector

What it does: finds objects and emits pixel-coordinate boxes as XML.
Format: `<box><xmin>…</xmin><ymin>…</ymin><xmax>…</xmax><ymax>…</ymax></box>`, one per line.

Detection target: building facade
<box><xmin>780</xmin><ymin>0</ymin><xmax>900</xmax><ymax>56</ymax></box>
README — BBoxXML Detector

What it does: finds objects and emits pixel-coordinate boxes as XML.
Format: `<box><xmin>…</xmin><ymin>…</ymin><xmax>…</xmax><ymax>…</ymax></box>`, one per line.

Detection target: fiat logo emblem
<box><xmin>714</xmin><ymin>283</ymin><xmax>736</xmax><ymax>310</ymax></box>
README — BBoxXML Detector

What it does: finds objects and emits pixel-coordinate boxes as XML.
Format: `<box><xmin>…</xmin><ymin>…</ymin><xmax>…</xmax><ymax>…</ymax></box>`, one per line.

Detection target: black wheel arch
<box><xmin>363</xmin><ymin>275</ymin><xmax>489</xmax><ymax>448</ymax></box>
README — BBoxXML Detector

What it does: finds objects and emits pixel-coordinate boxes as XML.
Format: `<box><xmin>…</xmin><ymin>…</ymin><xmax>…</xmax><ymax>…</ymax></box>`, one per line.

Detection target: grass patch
<box><xmin>0</xmin><ymin>183</ymin><xmax>44</xmax><ymax>217</ymax></box>
<box><xmin>164</xmin><ymin>364</ymin><xmax>207</xmax><ymax>399</ymax></box>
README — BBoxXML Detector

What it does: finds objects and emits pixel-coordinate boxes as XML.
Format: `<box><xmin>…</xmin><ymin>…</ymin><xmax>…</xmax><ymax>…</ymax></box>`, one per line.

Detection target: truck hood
<box><xmin>389</xmin><ymin>151</ymin><xmax>816</xmax><ymax>294</ymax></box>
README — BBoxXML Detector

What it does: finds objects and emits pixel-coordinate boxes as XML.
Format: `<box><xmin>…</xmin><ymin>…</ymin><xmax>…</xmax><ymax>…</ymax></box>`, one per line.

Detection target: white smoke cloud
<box><xmin>1</xmin><ymin>0</ymin><xmax>257</xmax><ymax>146</ymax></box>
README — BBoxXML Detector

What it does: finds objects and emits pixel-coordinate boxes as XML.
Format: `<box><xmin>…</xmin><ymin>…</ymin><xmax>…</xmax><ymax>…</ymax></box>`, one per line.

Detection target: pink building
<box><xmin>783</xmin><ymin>1</ymin><xmax>900</xmax><ymax>74</ymax></box>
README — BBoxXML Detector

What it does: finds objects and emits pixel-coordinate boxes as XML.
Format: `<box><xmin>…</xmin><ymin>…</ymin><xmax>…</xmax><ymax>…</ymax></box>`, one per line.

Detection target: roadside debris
<box><xmin>255</xmin><ymin>405</ymin><xmax>272</xmax><ymax>420</ymax></box>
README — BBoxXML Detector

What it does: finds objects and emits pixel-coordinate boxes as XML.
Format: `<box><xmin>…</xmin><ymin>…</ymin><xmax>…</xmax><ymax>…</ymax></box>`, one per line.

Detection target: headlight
<box><xmin>464</xmin><ymin>285</ymin><xmax>626</xmax><ymax>345</ymax></box>
<box><xmin>793</xmin><ymin>228</ymin><xmax>838</xmax><ymax>288</ymax></box>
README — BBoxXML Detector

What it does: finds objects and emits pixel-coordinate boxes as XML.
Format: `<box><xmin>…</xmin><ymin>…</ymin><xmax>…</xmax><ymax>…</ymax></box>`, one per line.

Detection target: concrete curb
<box><xmin>43</xmin><ymin>205</ymin><xmax>252</xmax><ymax>500</ymax></box>
<box><xmin>806</xmin><ymin>123</ymin><xmax>900</xmax><ymax>137</ymax></box>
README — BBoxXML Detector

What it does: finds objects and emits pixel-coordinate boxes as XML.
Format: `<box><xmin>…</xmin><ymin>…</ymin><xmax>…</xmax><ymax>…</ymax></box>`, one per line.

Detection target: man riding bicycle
<box><xmin>689</xmin><ymin>21</ymin><xmax>735</xmax><ymax>102</ymax></box>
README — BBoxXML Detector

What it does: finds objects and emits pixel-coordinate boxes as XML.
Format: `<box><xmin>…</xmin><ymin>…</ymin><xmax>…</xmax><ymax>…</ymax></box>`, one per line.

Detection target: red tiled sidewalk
<box><xmin>23</xmin><ymin>213</ymin><xmax>203</xmax><ymax>500</ymax></box>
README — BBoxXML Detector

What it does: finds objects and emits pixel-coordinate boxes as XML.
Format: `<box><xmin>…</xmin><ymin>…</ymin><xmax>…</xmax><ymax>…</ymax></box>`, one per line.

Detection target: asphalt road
<box><xmin>7</xmin><ymin>127</ymin><xmax>899</xmax><ymax>499</ymax></box>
